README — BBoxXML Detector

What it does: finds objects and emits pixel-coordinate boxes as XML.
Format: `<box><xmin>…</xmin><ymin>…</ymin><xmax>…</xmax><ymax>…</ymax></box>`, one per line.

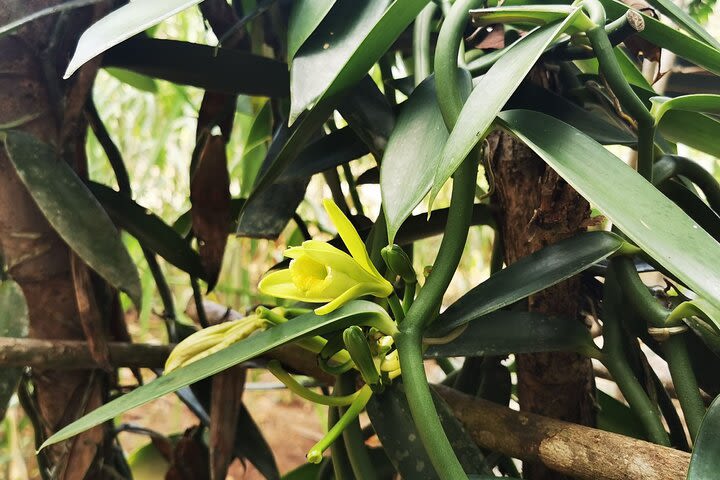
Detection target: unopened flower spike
<box><xmin>259</xmin><ymin>198</ymin><xmax>393</xmax><ymax>315</ymax></box>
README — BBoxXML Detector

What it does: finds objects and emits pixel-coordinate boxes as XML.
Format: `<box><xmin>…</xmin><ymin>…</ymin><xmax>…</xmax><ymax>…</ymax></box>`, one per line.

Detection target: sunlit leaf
<box><xmin>660</xmin><ymin>110</ymin><xmax>720</xmax><ymax>159</ymax></box>
<box><xmin>429</xmin><ymin>231</ymin><xmax>627</xmax><ymax>334</ymax></box>
<box><xmin>65</xmin><ymin>0</ymin><xmax>205</xmax><ymax>77</ymax></box>
<box><xmin>642</xmin><ymin>0</ymin><xmax>720</xmax><ymax>49</ymax></box>
<box><xmin>287</xmin><ymin>0</ymin><xmax>336</xmax><ymax>60</ymax></box>
<box><xmin>651</xmin><ymin>94</ymin><xmax>720</xmax><ymax>124</ymax></box>
<box><xmin>289</xmin><ymin>0</ymin><xmax>428</xmax><ymax>123</ymax></box>
<box><xmin>41</xmin><ymin>301</ymin><xmax>390</xmax><ymax>448</ymax></box>
<box><xmin>499</xmin><ymin>109</ymin><xmax>720</xmax><ymax>314</ymax></box>
<box><xmin>2</xmin><ymin>131</ymin><xmax>141</xmax><ymax>304</ymax></box>
<box><xmin>430</xmin><ymin>11</ymin><xmax>580</xmax><ymax>204</ymax></box>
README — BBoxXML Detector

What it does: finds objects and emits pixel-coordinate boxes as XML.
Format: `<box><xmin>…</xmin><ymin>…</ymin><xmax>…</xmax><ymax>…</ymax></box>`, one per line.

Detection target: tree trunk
<box><xmin>0</xmin><ymin>2</ymin><xmax>114</xmax><ymax>478</ymax></box>
<box><xmin>488</xmin><ymin>75</ymin><xmax>596</xmax><ymax>478</ymax></box>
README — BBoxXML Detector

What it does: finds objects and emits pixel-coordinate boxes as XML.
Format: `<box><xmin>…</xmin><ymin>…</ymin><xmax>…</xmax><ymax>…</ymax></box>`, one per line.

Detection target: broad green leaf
<box><xmin>381</xmin><ymin>74</ymin><xmax>470</xmax><ymax>243</ymax></box>
<box><xmin>65</xmin><ymin>0</ymin><xmax>205</xmax><ymax>77</ymax></box>
<box><xmin>40</xmin><ymin>301</ymin><xmax>390</xmax><ymax>449</ymax></box>
<box><xmin>651</xmin><ymin>94</ymin><xmax>720</xmax><ymax>124</ymax></box>
<box><xmin>668</xmin><ymin>298</ymin><xmax>720</xmax><ymax>333</ymax></box>
<box><xmin>104</xmin><ymin>67</ymin><xmax>158</xmax><ymax>93</ymax></box>
<box><xmin>601</xmin><ymin>0</ymin><xmax>720</xmax><ymax>76</ymax></box>
<box><xmin>429</xmin><ymin>12</ymin><xmax>579</xmax><ymax>204</ymax></box>
<box><xmin>88</xmin><ymin>182</ymin><xmax>206</xmax><ymax>281</ymax></box>
<box><xmin>2</xmin><ymin>131</ymin><xmax>141</xmax><ymax>305</ymax></box>
<box><xmin>425</xmin><ymin>311</ymin><xmax>599</xmax><ymax>358</ymax></box>
<box><xmin>366</xmin><ymin>381</ymin><xmax>490</xmax><ymax>479</ymax></box>
<box><xmin>614</xmin><ymin>48</ymin><xmax>653</xmax><ymax>90</ymax></box>
<box><xmin>659</xmin><ymin>180</ymin><xmax>720</xmax><ymax>242</ymax></box>
<box><xmin>429</xmin><ymin>231</ymin><xmax>627</xmax><ymax>334</ymax></box>
<box><xmin>499</xmin><ymin>109</ymin><xmax>720</xmax><ymax>315</ymax></box>
<box><xmin>287</xmin><ymin>0</ymin><xmax>336</xmax><ymax>60</ymax></box>
<box><xmin>660</xmin><ymin>110</ymin><xmax>720</xmax><ymax>159</ymax></box>
<box><xmin>281</xmin><ymin>463</ymin><xmax>323</xmax><ymax>479</ymax></box>
<box><xmin>103</xmin><ymin>38</ymin><xmax>289</xmax><ymax>97</ymax></box>
<box><xmin>469</xmin><ymin>5</ymin><xmax>592</xmax><ymax>31</ymax></box>
<box><xmin>289</xmin><ymin>0</ymin><xmax>428</xmax><ymax>123</ymax></box>
<box><xmin>642</xmin><ymin>0</ymin><xmax>720</xmax><ymax>49</ymax></box>
<box><xmin>0</xmin><ymin>280</ymin><xmax>29</xmax><ymax>420</ymax></box>
<box><xmin>688</xmin><ymin>394</ymin><xmax>720</xmax><ymax>479</ymax></box>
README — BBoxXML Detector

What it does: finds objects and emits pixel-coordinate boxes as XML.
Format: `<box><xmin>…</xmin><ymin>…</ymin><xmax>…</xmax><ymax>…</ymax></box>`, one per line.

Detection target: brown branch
<box><xmin>436</xmin><ymin>384</ymin><xmax>690</xmax><ymax>480</ymax></box>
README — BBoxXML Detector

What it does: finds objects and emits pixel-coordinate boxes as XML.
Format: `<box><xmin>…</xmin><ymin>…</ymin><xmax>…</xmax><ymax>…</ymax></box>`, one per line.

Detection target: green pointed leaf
<box><xmin>0</xmin><ymin>280</ymin><xmax>29</xmax><ymax>420</ymax></box>
<box><xmin>651</xmin><ymin>94</ymin><xmax>720</xmax><ymax>124</ymax></box>
<box><xmin>688</xmin><ymin>394</ymin><xmax>720</xmax><ymax>479</ymax></box>
<box><xmin>103</xmin><ymin>38</ymin><xmax>289</xmax><ymax>97</ymax></box>
<box><xmin>288</xmin><ymin>0</ymin><xmax>336</xmax><ymax>60</ymax></box>
<box><xmin>499</xmin><ymin>109</ymin><xmax>720</xmax><ymax>315</ymax></box>
<box><xmin>2</xmin><ymin>131</ymin><xmax>141</xmax><ymax>304</ymax></box>
<box><xmin>65</xmin><ymin>0</ymin><xmax>204</xmax><ymax>78</ymax></box>
<box><xmin>425</xmin><ymin>311</ymin><xmax>599</xmax><ymax>358</ymax></box>
<box><xmin>104</xmin><ymin>67</ymin><xmax>158</xmax><ymax>93</ymax></box>
<box><xmin>40</xmin><ymin>301</ymin><xmax>390</xmax><ymax>449</ymax></box>
<box><xmin>601</xmin><ymin>0</ymin><xmax>720</xmax><ymax>76</ymax></box>
<box><xmin>642</xmin><ymin>0</ymin><xmax>720</xmax><ymax>49</ymax></box>
<box><xmin>429</xmin><ymin>12</ymin><xmax>579</xmax><ymax>204</ymax></box>
<box><xmin>289</xmin><ymin>0</ymin><xmax>428</xmax><ymax>123</ymax></box>
<box><xmin>429</xmin><ymin>231</ymin><xmax>626</xmax><ymax>334</ymax></box>
<box><xmin>381</xmin><ymin>74</ymin><xmax>470</xmax><ymax>243</ymax></box>
<box><xmin>66</xmin><ymin>0</ymin><xmax>205</xmax><ymax>78</ymax></box>
<box><xmin>469</xmin><ymin>5</ymin><xmax>592</xmax><ymax>30</ymax></box>
<box><xmin>660</xmin><ymin>110</ymin><xmax>720</xmax><ymax>159</ymax></box>
<box><xmin>366</xmin><ymin>381</ymin><xmax>490</xmax><ymax>479</ymax></box>
<box><xmin>87</xmin><ymin>182</ymin><xmax>206</xmax><ymax>281</ymax></box>
<box><xmin>668</xmin><ymin>297</ymin><xmax>720</xmax><ymax>334</ymax></box>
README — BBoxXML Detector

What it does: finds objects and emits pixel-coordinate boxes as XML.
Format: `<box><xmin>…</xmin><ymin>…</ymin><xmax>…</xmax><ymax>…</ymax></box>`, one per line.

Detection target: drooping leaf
<box><xmin>651</xmin><ymin>94</ymin><xmax>720</xmax><ymax>124</ymax></box>
<box><xmin>191</xmin><ymin>135</ymin><xmax>231</xmax><ymax>290</ymax></box>
<box><xmin>601</xmin><ymin>0</ymin><xmax>720</xmax><ymax>76</ymax></box>
<box><xmin>429</xmin><ymin>231</ymin><xmax>627</xmax><ymax>335</ymax></box>
<box><xmin>289</xmin><ymin>0</ymin><xmax>429</xmax><ymax>123</ymax></box>
<box><xmin>104</xmin><ymin>67</ymin><xmax>158</xmax><ymax>93</ymax></box>
<box><xmin>234</xmin><ymin>404</ymin><xmax>280</xmax><ymax>480</ymax></box>
<box><xmin>65</xmin><ymin>0</ymin><xmax>205</xmax><ymax>77</ymax></box>
<box><xmin>660</xmin><ymin>110</ymin><xmax>720</xmax><ymax>159</ymax></box>
<box><xmin>688</xmin><ymin>394</ymin><xmax>720</xmax><ymax>479</ymax></box>
<box><xmin>499</xmin><ymin>109</ymin><xmax>720</xmax><ymax>314</ymax></box>
<box><xmin>287</xmin><ymin>0</ymin><xmax>336</xmax><ymax>60</ymax></box>
<box><xmin>0</xmin><ymin>280</ymin><xmax>29</xmax><ymax>420</ymax></box>
<box><xmin>642</xmin><ymin>0</ymin><xmax>720</xmax><ymax>49</ymax></box>
<box><xmin>2</xmin><ymin>131</ymin><xmax>141</xmax><ymax>304</ymax></box>
<box><xmin>88</xmin><ymin>182</ymin><xmax>206</xmax><ymax>281</ymax></box>
<box><xmin>103</xmin><ymin>38</ymin><xmax>289</xmax><ymax>97</ymax></box>
<box><xmin>425</xmin><ymin>311</ymin><xmax>599</xmax><ymax>358</ymax></box>
<box><xmin>430</xmin><ymin>11</ymin><xmax>580</xmax><ymax>204</ymax></box>
<box><xmin>366</xmin><ymin>381</ymin><xmax>490</xmax><ymax>479</ymax></box>
<box><xmin>209</xmin><ymin>367</ymin><xmax>245</xmax><ymax>480</ymax></box>
<box><xmin>382</xmin><ymin>74</ymin><xmax>470</xmax><ymax>243</ymax></box>
<box><xmin>41</xmin><ymin>301</ymin><xmax>391</xmax><ymax>448</ymax></box>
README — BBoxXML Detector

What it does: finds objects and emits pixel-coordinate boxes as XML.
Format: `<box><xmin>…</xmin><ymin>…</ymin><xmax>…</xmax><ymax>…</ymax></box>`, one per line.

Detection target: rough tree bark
<box><xmin>0</xmin><ymin>2</ymin><xmax>114</xmax><ymax>478</ymax></box>
<box><xmin>487</xmin><ymin>72</ymin><xmax>597</xmax><ymax>480</ymax></box>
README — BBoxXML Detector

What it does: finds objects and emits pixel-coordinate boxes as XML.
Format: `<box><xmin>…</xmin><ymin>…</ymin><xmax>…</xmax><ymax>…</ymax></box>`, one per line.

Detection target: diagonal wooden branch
<box><xmin>435</xmin><ymin>384</ymin><xmax>689</xmax><ymax>480</ymax></box>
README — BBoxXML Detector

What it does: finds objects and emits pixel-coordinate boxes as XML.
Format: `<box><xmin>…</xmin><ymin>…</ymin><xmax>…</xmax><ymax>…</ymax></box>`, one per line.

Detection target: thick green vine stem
<box><xmin>603</xmin><ymin>262</ymin><xmax>671</xmax><ymax>445</ymax></box>
<box><xmin>612</xmin><ymin>257</ymin><xmax>705</xmax><ymax>441</ymax></box>
<box><xmin>329</xmin><ymin>397</ymin><xmax>355</xmax><ymax>479</ymax></box>
<box><xmin>656</xmin><ymin>155</ymin><xmax>720</xmax><ymax>212</ymax></box>
<box><xmin>414</xmin><ymin>2</ymin><xmax>438</xmax><ymax>85</ymax></box>
<box><xmin>395</xmin><ymin>1</ymin><xmax>483</xmax><ymax>479</ymax></box>
<box><xmin>585</xmin><ymin>6</ymin><xmax>655</xmax><ymax>182</ymax></box>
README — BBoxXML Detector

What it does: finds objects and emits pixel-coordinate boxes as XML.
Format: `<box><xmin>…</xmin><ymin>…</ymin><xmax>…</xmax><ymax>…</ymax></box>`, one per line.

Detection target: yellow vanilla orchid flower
<box><xmin>259</xmin><ymin>199</ymin><xmax>393</xmax><ymax>315</ymax></box>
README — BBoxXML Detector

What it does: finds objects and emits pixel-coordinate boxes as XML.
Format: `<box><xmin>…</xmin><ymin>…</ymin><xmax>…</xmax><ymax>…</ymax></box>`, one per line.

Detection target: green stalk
<box><xmin>329</xmin><ymin>403</ymin><xmax>355</xmax><ymax>479</ymax></box>
<box><xmin>396</xmin><ymin>1</ymin><xmax>483</xmax><ymax>478</ymax></box>
<box><xmin>388</xmin><ymin>293</ymin><xmax>405</xmax><ymax>322</ymax></box>
<box><xmin>338</xmin><ymin>374</ymin><xmax>379</xmax><ymax>480</ymax></box>
<box><xmin>414</xmin><ymin>2</ymin><xmax>438</xmax><ymax>85</ymax></box>
<box><xmin>661</xmin><ymin>335</ymin><xmax>705</xmax><ymax>441</ymax></box>
<box><xmin>585</xmin><ymin>11</ymin><xmax>655</xmax><ymax>181</ymax></box>
<box><xmin>603</xmin><ymin>263</ymin><xmax>670</xmax><ymax>445</ymax></box>
<box><xmin>267</xmin><ymin>360</ymin><xmax>359</xmax><ymax>406</ymax></box>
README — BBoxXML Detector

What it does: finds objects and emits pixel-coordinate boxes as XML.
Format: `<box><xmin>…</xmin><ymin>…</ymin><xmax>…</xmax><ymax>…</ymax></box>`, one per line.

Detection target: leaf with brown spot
<box><xmin>190</xmin><ymin>134</ymin><xmax>231</xmax><ymax>290</ymax></box>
